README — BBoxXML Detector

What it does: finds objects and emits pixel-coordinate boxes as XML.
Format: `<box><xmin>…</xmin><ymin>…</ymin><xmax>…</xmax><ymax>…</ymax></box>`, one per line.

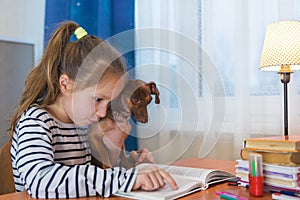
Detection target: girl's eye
<box><xmin>95</xmin><ymin>97</ymin><xmax>103</xmax><ymax>102</ymax></box>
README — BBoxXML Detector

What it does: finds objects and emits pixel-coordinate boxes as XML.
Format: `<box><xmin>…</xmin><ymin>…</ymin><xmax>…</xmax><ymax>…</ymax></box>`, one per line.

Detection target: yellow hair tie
<box><xmin>74</xmin><ymin>27</ymin><xmax>88</xmax><ymax>40</ymax></box>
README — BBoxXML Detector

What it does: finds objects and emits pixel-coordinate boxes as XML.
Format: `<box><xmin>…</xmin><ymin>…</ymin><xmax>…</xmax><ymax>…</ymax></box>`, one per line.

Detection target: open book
<box><xmin>116</xmin><ymin>163</ymin><xmax>235</xmax><ymax>200</ymax></box>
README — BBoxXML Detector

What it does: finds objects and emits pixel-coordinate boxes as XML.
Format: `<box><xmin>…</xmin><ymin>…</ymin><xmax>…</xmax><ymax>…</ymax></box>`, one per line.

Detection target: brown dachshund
<box><xmin>88</xmin><ymin>79</ymin><xmax>160</xmax><ymax>169</ymax></box>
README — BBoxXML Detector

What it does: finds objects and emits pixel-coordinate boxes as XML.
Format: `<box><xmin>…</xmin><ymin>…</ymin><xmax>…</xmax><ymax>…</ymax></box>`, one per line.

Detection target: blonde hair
<box><xmin>9</xmin><ymin>21</ymin><xmax>126</xmax><ymax>137</ymax></box>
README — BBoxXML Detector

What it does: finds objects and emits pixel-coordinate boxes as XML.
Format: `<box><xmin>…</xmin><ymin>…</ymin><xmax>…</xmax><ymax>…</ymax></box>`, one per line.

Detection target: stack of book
<box><xmin>236</xmin><ymin>135</ymin><xmax>300</xmax><ymax>193</ymax></box>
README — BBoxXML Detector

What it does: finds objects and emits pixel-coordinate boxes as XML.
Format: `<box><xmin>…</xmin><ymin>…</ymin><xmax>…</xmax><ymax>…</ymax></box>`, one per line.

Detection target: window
<box><xmin>135</xmin><ymin>0</ymin><xmax>300</xmax><ymax>162</ymax></box>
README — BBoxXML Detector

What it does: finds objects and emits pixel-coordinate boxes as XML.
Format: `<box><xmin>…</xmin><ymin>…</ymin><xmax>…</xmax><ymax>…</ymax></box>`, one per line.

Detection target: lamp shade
<box><xmin>259</xmin><ymin>20</ymin><xmax>300</xmax><ymax>72</ymax></box>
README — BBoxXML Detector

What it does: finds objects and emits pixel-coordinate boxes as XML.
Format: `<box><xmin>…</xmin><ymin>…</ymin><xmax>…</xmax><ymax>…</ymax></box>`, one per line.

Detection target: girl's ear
<box><xmin>59</xmin><ymin>74</ymin><xmax>73</xmax><ymax>93</ymax></box>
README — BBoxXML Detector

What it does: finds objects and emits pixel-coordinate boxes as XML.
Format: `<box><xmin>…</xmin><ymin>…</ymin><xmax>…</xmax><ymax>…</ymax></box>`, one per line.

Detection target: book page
<box><xmin>156</xmin><ymin>164</ymin><xmax>213</xmax><ymax>182</ymax></box>
<box><xmin>116</xmin><ymin>175</ymin><xmax>203</xmax><ymax>200</ymax></box>
<box><xmin>136</xmin><ymin>163</ymin><xmax>234</xmax><ymax>186</ymax></box>
<box><xmin>116</xmin><ymin>163</ymin><xmax>234</xmax><ymax>200</ymax></box>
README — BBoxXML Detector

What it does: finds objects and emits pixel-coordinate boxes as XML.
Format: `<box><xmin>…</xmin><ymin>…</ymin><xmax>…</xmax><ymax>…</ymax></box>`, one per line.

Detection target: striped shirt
<box><xmin>10</xmin><ymin>105</ymin><xmax>137</xmax><ymax>198</ymax></box>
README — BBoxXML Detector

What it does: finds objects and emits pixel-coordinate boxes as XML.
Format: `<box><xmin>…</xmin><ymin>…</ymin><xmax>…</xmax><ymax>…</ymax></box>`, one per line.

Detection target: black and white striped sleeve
<box><xmin>14</xmin><ymin>117</ymin><xmax>137</xmax><ymax>198</ymax></box>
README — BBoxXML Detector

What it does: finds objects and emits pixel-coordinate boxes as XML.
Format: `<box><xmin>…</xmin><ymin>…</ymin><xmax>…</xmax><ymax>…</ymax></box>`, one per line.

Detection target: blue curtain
<box><xmin>44</xmin><ymin>0</ymin><xmax>137</xmax><ymax>151</ymax></box>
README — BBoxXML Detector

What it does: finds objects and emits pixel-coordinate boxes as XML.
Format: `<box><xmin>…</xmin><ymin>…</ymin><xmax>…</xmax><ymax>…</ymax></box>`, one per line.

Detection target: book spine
<box><xmin>236</xmin><ymin>167</ymin><xmax>297</xmax><ymax>180</ymax></box>
<box><xmin>264</xmin><ymin>171</ymin><xmax>296</xmax><ymax>180</ymax></box>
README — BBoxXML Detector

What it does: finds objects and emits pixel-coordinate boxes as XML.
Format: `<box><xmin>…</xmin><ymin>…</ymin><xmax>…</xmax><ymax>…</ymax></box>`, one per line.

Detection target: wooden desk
<box><xmin>0</xmin><ymin>158</ymin><xmax>272</xmax><ymax>200</ymax></box>
<box><xmin>173</xmin><ymin>158</ymin><xmax>271</xmax><ymax>200</ymax></box>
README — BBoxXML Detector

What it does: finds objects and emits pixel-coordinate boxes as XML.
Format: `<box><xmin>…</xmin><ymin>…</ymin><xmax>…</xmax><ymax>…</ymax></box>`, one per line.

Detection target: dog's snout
<box><xmin>133</xmin><ymin>112</ymin><xmax>148</xmax><ymax>123</ymax></box>
<box><xmin>141</xmin><ymin>118</ymin><xmax>148</xmax><ymax>123</ymax></box>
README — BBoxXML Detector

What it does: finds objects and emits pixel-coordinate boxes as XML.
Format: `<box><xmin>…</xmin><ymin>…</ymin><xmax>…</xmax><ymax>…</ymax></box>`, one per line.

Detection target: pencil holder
<box><xmin>248</xmin><ymin>153</ymin><xmax>264</xmax><ymax>197</ymax></box>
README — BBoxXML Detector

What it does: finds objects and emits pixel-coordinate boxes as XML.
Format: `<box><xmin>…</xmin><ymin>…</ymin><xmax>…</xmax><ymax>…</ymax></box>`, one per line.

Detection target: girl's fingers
<box><xmin>135</xmin><ymin>148</ymin><xmax>154</xmax><ymax>164</ymax></box>
<box><xmin>146</xmin><ymin>171</ymin><xmax>160</xmax><ymax>190</ymax></box>
<box><xmin>134</xmin><ymin>166</ymin><xmax>178</xmax><ymax>191</ymax></box>
<box><xmin>130</xmin><ymin>150</ymin><xmax>154</xmax><ymax>165</ymax></box>
<box><xmin>146</xmin><ymin>167</ymin><xmax>178</xmax><ymax>190</ymax></box>
<box><xmin>135</xmin><ymin>175</ymin><xmax>153</xmax><ymax>191</ymax></box>
<box><xmin>137</xmin><ymin>152</ymin><xmax>147</xmax><ymax>163</ymax></box>
<box><xmin>153</xmin><ymin>169</ymin><xmax>166</xmax><ymax>187</ymax></box>
<box><xmin>130</xmin><ymin>151</ymin><xmax>138</xmax><ymax>160</ymax></box>
<box><xmin>140</xmin><ymin>176</ymin><xmax>154</xmax><ymax>191</ymax></box>
<box><xmin>158</xmin><ymin>168</ymin><xmax>178</xmax><ymax>190</ymax></box>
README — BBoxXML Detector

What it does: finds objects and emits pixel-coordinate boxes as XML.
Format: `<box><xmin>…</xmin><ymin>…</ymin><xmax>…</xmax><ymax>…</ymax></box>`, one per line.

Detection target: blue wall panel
<box><xmin>44</xmin><ymin>0</ymin><xmax>137</xmax><ymax>151</ymax></box>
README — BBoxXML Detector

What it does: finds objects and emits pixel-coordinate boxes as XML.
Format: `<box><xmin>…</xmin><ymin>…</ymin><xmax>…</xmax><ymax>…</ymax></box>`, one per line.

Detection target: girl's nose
<box><xmin>96</xmin><ymin>102</ymin><xmax>110</xmax><ymax>118</ymax></box>
<box><xmin>96</xmin><ymin>107</ymin><xmax>107</xmax><ymax>118</ymax></box>
<box><xmin>96</xmin><ymin>110</ymin><xmax>106</xmax><ymax>118</ymax></box>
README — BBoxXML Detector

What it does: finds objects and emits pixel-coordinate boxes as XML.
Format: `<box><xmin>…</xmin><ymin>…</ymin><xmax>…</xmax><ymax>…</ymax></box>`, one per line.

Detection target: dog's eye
<box><xmin>132</xmin><ymin>98</ymin><xmax>141</xmax><ymax>104</ymax></box>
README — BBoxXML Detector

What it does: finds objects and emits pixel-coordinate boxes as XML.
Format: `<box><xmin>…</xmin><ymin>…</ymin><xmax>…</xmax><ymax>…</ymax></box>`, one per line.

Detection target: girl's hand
<box><xmin>132</xmin><ymin>165</ymin><xmax>178</xmax><ymax>191</ymax></box>
<box><xmin>129</xmin><ymin>148</ymin><xmax>155</xmax><ymax>166</ymax></box>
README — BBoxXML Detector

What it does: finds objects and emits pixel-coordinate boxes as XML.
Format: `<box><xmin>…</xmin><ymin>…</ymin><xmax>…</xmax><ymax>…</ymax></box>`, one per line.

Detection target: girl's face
<box><xmin>61</xmin><ymin>74</ymin><xmax>125</xmax><ymax>127</ymax></box>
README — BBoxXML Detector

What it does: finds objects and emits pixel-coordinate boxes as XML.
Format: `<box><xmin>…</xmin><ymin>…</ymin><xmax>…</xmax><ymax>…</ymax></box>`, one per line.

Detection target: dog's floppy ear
<box><xmin>148</xmin><ymin>82</ymin><xmax>160</xmax><ymax>104</ymax></box>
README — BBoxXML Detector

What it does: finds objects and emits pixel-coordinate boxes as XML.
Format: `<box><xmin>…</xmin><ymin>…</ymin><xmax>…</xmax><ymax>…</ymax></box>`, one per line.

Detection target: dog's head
<box><xmin>114</xmin><ymin>79</ymin><xmax>160</xmax><ymax>123</ymax></box>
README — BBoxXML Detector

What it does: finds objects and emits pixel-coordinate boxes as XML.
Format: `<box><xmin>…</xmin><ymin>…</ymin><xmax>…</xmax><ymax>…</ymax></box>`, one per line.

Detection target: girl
<box><xmin>9</xmin><ymin>21</ymin><xmax>177</xmax><ymax>198</ymax></box>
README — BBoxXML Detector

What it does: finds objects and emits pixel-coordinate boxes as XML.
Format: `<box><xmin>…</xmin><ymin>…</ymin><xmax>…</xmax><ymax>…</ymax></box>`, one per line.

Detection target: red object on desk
<box><xmin>249</xmin><ymin>176</ymin><xmax>264</xmax><ymax>197</ymax></box>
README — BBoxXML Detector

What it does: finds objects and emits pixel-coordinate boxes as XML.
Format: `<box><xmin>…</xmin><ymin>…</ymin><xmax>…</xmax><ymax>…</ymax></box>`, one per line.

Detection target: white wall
<box><xmin>0</xmin><ymin>0</ymin><xmax>45</xmax><ymax>146</ymax></box>
<box><xmin>0</xmin><ymin>0</ymin><xmax>45</xmax><ymax>64</ymax></box>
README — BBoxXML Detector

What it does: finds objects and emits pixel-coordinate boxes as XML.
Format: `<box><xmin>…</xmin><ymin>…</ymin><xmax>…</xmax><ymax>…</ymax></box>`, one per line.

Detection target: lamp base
<box><xmin>277</xmin><ymin>71</ymin><xmax>291</xmax><ymax>136</ymax></box>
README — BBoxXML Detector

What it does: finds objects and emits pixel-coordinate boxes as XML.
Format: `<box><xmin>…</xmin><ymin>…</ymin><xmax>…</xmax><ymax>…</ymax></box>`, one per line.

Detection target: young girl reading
<box><xmin>8</xmin><ymin>21</ymin><xmax>177</xmax><ymax>198</ymax></box>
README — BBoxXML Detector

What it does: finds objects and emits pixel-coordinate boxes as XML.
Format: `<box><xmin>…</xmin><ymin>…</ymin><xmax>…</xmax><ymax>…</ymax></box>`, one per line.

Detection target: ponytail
<box><xmin>29</xmin><ymin>22</ymin><xmax>79</xmax><ymax>104</ymax></box>
<box><xmin>8</xmin><ymin>21</ymin><xmax>79</xmax><ymax>137</ymax></box>
<box><xmin>9</xmin><ymin>21</ymin><xmax>126</xmax><ymax>138</ymax></box>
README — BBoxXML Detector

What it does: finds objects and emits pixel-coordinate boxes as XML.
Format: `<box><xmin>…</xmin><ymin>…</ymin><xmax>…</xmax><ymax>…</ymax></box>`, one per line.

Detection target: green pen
<box><xmin>249</xmin><ymin>153</ymin><xmax>262</xmax><ymax>177</ymax></box>
<box><xmin>251</xmin><ymin>160</ymin><xmax>257</xmax><ymax>176</ymax></box>
<box><xmin>220</xmin><ymin>193</ymin><xmax>239</xmax><ymax>200</ymax></box>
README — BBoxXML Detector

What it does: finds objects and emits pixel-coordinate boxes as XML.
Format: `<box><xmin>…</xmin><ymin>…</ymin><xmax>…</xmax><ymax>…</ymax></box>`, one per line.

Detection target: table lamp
<box><xmin>259</xmin><ymin>20</ymin><xmax>300</xmax><ymax>136</ymax></box>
